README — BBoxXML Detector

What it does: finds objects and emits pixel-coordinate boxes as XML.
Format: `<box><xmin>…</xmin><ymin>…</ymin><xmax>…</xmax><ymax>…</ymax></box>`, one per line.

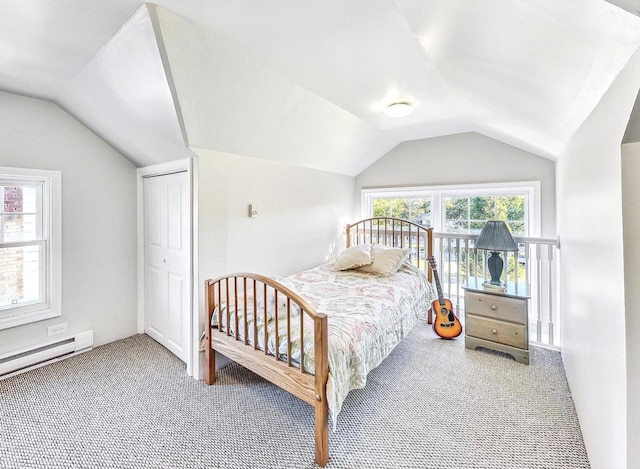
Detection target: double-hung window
<box><xmin>0</xmin><ymin>167</ymin><xmax>61</xmax><ymax>330</ymax></box>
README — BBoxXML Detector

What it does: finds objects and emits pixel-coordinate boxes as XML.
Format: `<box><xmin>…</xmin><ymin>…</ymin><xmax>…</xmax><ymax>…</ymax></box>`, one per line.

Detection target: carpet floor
<box><xmin>0</xmin><ymin>322</ymin><xmax>589</xmax><ymax>468</ymax></box>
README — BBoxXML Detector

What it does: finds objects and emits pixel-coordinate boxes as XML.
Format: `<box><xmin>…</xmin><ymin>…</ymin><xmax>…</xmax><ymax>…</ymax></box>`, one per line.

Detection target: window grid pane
<box><xmin>444</xmin><ymin>194</ymin><xmax>527</xmax><ymax>235</ymax></box>
<box><xmin>0</xmin><ymin>245</ymin><xmax>41</xmax><ymax>308</ymax></box>
<box><xmin>0</xmin><ymin>182</ymin><xmax>45</xmax><ymax>317</ymax></box>
<box><xmin>2</xmin><ymin>214</ymin><xmax>38</xmax><ymax>242</ymax></box>
<box><xmin>372</xmin><ymin>196</ymin><xmax>432</xmax><ymax>226</ymax></box>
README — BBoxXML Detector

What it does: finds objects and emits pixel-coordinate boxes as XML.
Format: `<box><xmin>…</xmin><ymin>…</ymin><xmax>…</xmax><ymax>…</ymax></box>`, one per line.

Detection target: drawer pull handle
<box><xmin>491</xmin><ymin>329</ymin><xmax>498</xmax><ymax>335</ymax></box>
<box><xmin>490</xmin><ymin>305</ymin><xmax>497</xmax><ymax>311</ymax></box>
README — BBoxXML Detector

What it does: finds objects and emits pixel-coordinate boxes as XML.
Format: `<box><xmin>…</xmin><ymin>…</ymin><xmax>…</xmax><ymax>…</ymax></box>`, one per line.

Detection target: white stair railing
<box><xmin>433</xmin><ymin>233</ymin><xmax>560</xmax><ymax>349</ymax></box>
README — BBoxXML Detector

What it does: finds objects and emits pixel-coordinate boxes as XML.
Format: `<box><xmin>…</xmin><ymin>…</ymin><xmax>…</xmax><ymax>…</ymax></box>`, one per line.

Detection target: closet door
<box><xmin>143</xmin><ymin>171</ymin><xmax>190</xmax><ymax>362</ymax></box>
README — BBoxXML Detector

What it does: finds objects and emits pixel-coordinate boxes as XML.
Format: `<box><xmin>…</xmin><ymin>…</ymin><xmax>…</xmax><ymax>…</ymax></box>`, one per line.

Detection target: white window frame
<box><xmin>362</xmin><ymin>181</ymin><xmax>541</xmax><ymax>236</ymax></box>
<box><xmin>0</xmin><ymin>167</ymin><xmax>61</xmax><ymax>330</ymax></box>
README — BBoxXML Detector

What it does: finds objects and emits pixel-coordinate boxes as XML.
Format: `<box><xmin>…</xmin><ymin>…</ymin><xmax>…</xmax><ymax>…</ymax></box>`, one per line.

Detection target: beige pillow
<box><xmin>357</xmin><ymin>244</ymin><xmax>409</xmax><ymax>276</ymax></box>
<box><xmin>331</xmin><ymin>244</ymin><xmax>373</xmax><ymax>271</ymax></box>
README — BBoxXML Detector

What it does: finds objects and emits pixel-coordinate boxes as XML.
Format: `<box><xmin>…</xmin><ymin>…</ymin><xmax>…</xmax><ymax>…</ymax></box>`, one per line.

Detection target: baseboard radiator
<box><xmin>0</xmin><ymin>330</ymin><xmax>93</xmax><ymax>380</ymax></box>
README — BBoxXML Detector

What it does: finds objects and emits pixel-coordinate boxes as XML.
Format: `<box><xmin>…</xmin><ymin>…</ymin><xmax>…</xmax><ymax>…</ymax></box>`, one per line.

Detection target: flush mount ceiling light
<box><xmin>384</xmin><ymin>101</ymin><xmax>414</xmax><ymax>118</ymax></box>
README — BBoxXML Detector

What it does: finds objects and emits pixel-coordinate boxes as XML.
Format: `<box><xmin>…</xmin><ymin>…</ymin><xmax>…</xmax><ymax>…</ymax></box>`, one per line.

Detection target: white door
<box><xmin>143</xmin><ymin>171</ymin><xmax>190</xmax><ymax>362</ymax></box>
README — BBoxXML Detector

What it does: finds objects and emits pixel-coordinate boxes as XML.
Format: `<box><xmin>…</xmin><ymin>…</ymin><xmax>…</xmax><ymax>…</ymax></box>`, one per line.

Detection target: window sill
<box><xmin>0</xmin><ymin>307</ymin><xmax>61</xmax><ymax>331</ymax></box>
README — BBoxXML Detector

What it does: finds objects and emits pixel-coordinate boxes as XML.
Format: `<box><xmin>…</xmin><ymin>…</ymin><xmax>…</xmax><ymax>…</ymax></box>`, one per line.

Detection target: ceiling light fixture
<box><xmin>384</xmin><ymin>101</ymin><xmax>414</xmax><ymax>118</ymax></box>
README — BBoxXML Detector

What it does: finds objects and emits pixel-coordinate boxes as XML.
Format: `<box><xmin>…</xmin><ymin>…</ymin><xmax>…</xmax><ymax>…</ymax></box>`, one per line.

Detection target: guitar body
<box><xmin>427</xmin><ymin>256</ymin><xmax>463</xmax><ymax>340</ymax></box>
<box><xmin>432</xmin><ymin>297</ymin><xmax>463</xmax><ymax>340</ymax></box>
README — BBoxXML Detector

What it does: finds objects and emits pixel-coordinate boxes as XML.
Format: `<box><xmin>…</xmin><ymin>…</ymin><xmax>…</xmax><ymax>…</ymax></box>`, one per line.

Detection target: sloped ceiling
<box><xmin>60</xmin><ymin>7</ymin><xmax>193</xmax><ymax>167</ymax></box>
<box><xmin>151</xmin><ymin>5</ymin><xmax>398</xmax><ymax>175</ymax></box>
<box><xmin>604</xmin><ymin>0</ymin><xmax>640</xmax><ymax>144</ymax></box>
<box><xmin>607</xmin><ymin>0</ymin><xmax>640</xmax><ymax>16</ymax></box>
<box><xmin>0</xmin><ymin>1</ymin><xmax>191</xmax><ymax>168</ymax></box>
<box><xmin>0</xmin><ymin>1</ymin><xmax>639</xmax><ymax>174</ymax></box>
<box><xmin>624</xmin><ymin>89</ymin><xmax>640</xmax><ymax>143</ymax></box>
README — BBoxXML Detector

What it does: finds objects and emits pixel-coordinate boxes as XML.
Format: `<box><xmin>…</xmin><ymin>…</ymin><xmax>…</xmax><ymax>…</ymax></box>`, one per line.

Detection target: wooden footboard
<box><xmin>205</xmin><ymin>273</ymin><xmax>329</xmax><ymax>466</ymax></box>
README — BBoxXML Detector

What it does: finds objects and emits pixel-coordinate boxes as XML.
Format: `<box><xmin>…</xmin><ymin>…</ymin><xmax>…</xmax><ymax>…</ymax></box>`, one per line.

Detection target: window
<box><xmin>0</xmin><ymin>167</ymin><xmax>60</xmax><ymax>330</ymax></box>
<box><xmin>444</xmin><ymin>195</ymin><xmax>526</xmax><ymax>235</ymax></box>
<box><xmin>362</xmin><ymin>182</ymin><xmax>539</xmax><ymax>237</ymax></box>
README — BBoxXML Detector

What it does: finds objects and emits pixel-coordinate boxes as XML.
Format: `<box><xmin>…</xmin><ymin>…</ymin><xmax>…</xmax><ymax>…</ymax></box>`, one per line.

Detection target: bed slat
<box><xmin>243</xmin><ymin>278</ymin><xmax>248</xmax><ymax>345</ymax></box>
<box><xmin>299</xmin><ymin>309</ymin><xmax>305</xmax><ymax>372</ymax></box>
<box><xmin>226</xmin><ymin>278</ymin><xmax>231</xmax><ymax>337</ymax></box>
<box><xmin>287</xmin><ymin>298</ymin><xmax>292</xmax><ymax>367</ymax></box>
<box><xmin>263</xmin><ymin>283</ymin><xmax>268</xmax><ymax>355</ymax></box>
<box><xmin>274</xmin><ymin>289</ymin><xmax>279</xmax><ymax>361</ymax></box>
<box><xmin>253</xmin><ymin>279</ymin><xmax>258</xmax><ymax>350</ymax></box>
<box><xmin>234</xmin><ymin>277</ymin><xmax>239</xmax><ymax>340</ymax></box>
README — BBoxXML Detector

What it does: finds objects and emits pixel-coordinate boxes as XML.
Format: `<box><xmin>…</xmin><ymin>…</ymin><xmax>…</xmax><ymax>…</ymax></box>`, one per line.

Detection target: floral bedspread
<box><xmin>212</xmin><ymin>261</ymin><xmax>436</xmax><ymax>428</ymax></box>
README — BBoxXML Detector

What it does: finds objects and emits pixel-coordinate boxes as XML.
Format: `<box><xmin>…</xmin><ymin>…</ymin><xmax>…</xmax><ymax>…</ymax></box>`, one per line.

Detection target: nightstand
<box><xmin>462</xmin><ymin>277</ymin><xmax>530</xmax><ymax>364</ymax></box>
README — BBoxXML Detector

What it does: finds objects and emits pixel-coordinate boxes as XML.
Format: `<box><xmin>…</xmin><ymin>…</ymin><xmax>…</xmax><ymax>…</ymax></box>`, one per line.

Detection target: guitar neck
<box><xmin>431</xmin><ymin>268</ymin><xmax>446</xmax><ymax>306</ymax></box>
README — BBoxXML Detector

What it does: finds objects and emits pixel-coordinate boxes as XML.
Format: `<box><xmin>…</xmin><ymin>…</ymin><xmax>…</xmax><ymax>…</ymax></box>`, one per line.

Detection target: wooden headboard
<box><xmin>346</xmin><ymin>217</ymin><xmax>433</xmax><ymax>282</ymax></box>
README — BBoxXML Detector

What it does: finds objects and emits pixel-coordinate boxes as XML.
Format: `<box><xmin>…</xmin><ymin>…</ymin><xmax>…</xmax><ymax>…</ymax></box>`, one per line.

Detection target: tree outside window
<box><xmin>372</xmin><ymin>197</ymin><xmax>431</xmax><ymax>227</ymax></box>
<box><xmin>444</xmin><ymin>195</ymin><xmax>526</xmax><ymax>235</ymax></box>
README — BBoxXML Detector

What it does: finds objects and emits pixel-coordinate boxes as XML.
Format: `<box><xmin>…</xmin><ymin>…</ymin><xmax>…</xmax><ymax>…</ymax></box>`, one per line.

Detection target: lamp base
<box><xmin>487</xmin><ymin>251</ymin><xmax>504</xmax><ymax>285</ymax></box>
<box><xmin>482</xmin><ymin>281</ymin><xmax>506</xmax><ymax>292</ymax></box>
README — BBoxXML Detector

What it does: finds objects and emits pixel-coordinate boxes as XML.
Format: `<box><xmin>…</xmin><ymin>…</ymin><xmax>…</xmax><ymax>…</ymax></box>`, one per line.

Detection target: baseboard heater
<box><xmin>0</xmin><ymin>330</ymin><xmax>93</xmax><ymax>380</ymax></box>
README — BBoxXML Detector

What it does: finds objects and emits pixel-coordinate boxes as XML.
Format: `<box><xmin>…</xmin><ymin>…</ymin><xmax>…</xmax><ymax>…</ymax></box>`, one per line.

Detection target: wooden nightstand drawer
<box><xmin>466</xmin><ymin>314</ymin><xmax>528</xmax><ymax>349</ymax></box>
<box><xmin>465</xmin><ymin>291</ymin><xmax>526</xmax><ymax>324</ymax></box>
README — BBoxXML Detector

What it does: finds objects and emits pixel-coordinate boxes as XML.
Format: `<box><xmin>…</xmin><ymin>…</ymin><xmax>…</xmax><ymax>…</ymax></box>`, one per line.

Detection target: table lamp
<box><xmin>475</xmin><ymin>220</ymin><xmax>518</xmax><ymax>286</ymax></box>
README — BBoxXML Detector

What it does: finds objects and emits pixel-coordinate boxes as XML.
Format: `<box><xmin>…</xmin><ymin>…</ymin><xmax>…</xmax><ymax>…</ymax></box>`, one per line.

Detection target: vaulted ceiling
<box><xmin>1</xmin><ymin>1</ymin><xmax>639</xmax><ymax>175</ymax></box>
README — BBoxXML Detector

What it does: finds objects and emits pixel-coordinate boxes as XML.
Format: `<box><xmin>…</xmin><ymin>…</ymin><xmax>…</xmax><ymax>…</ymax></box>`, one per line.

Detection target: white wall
<box><xmin>194</xmin><ymin>147</ymin><xmax>354</xmax><ymax>349</ymax></box>
<box><xmin>0</xmin><ymin>92</ymin><xmax>138</xmax><ymax>353</ymax></box>
<box><xmin>622</xmin><ymin>141</ymin><xmax>640</xmax><ymax>468</ymax></box>
<box><xmin>556</xmin><ymin>50</ymin><xmax>640</xmax><ymax>469</ymax></box>
<box><xmin>355</xmin><ymin>132</ymin><xmax>556</xmax><ymax>237</ymax></box>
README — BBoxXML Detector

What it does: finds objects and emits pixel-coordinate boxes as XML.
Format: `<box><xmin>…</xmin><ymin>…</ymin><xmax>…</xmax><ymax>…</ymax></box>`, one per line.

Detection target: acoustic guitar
<box><xmin>427</xmin><ymin>256</ymin><xmax>463</xmax><ymax>340</ymax></box>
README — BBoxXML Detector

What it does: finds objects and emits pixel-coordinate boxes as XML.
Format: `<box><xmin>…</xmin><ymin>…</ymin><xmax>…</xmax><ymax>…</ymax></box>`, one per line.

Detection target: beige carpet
<box><xmin>0</xmin><ymin>322</ymin><xmax>589</xmax><ymax>468</ymax></box>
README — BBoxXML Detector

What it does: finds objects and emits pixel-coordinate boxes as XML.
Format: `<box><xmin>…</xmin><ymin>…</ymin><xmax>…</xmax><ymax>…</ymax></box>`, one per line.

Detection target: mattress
<box><xmin>211</xmin><ymin>261</ymin><xmax>436</xmax><ymax>427</ymax></box>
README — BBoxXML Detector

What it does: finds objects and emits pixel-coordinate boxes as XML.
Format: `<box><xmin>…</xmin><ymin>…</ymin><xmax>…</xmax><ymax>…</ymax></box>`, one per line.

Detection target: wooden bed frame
<box><xmin>204</xmin><ymin>217</ymin><xmax>433</xmax><ymax>466</ymax></box>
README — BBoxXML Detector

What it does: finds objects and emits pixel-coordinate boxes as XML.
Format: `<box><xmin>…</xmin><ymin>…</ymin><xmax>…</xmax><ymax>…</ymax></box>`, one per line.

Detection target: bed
<box><xmin>204</xmin><ymin>217</ymin><xmax>435</xmax><ymax>466</ymax></box>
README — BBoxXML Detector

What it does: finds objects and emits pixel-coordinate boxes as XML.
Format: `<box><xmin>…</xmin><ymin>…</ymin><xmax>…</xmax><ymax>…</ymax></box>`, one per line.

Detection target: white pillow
<box><xmin>357</xmin><ymin>244</ymin><xmax>409</xmax><ymax>276</ymax></box>
<box><xmin>331</xmin><ymin>244</ymin><xmax>373</xmax><ymax>271</ymax></box>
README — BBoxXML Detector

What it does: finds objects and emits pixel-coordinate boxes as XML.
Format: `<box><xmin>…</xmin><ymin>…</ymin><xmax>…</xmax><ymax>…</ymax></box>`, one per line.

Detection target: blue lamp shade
<box><xmin>475</xmin><ymin>221</ymin><xmax>518</xmax><ymax>285</ymax></box>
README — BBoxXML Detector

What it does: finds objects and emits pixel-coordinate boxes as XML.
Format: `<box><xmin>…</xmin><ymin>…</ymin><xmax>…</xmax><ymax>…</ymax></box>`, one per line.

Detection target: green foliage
<box><xmin>373</xmin><ymin>197</ymin><xmax>431</xmax><ymax>225</ymax></box>
<box><xmin>444</xmin><ymin>195</ymin><xmax>525</xmax><ymax>235</ymax></box>
<box><xmin>372</xmin><ymin>193</ymin><xmax>526</xmax><ymax>236</ymax></box>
